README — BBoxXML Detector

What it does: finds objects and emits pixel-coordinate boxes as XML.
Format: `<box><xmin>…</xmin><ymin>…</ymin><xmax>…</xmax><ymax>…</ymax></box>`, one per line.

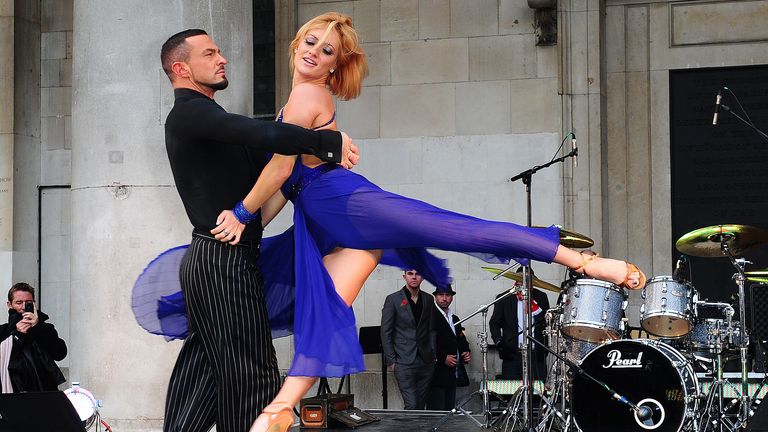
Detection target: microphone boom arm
<box><xmin>510</xmin><ymin>147</ymin><xmax>578</xmax><ymax>183</ymax></box>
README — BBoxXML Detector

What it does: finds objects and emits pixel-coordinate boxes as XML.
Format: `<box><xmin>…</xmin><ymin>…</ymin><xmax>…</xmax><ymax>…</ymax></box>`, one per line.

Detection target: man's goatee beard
<box><xmin>208</xmin><ymin>78</ymin><xmax>229</xmax><ymax>91</ymax></box>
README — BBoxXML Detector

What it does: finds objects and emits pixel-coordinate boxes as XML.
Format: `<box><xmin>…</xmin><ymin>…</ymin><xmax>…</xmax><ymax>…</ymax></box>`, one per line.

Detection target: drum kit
<box><xmin>487</xmin><ymin>224</ymin><xmax>768</xmax><ymax>432</ymax></box>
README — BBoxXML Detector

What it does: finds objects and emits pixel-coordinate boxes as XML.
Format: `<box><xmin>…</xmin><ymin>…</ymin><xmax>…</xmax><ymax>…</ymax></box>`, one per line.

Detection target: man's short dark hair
<box><xmin>8</xmin><ymin>283</ymin><xmax>35</xmax><ymax>302</ymax></box>
<box><xmin>161</xmin><ymin>29</ymin><xmax>208</xmax><ymax>79</ymax></box>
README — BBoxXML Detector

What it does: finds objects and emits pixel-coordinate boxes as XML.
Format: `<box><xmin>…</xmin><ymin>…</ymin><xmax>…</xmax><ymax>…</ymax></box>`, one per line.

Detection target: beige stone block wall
<box><xmin>450</xmin><ymin>0</ymin><xmax>499</xmax><ymax>37</ymax></box>
<box><xmin>40</xmin><ymin>0</ymin><xmax>72</xmax><ymax>157</ymax></box>
<box><xmin>418</xmin><ymin>0</ymin><xmax>449</xmax><ymax>39</ymax></box>
<box><xmin>391</xmin><ymin>38</ymin><xmax>468</xmax><ymax>84</ymax></box>
<box><xmin>380</xmin><ymin>83</ymin><xmax>456</xmax><ymax>137</ymax></box>
<box><xmin>381</xmin><ymin>0</ymin><xmax>419</xmax><ymax>41</ymax></box>
<box><xmin>469</xmin><ymin>34</ymin><xmax>537</xmax><ymax>81</ymax></box>
<box><xmin>293</xmin><ymin>0</ymin><xmax>562</xmax><ymax>141</ymax></box>
<box><xmin>455</xmin><ymin>80</ymin><xmax>511</xmax><ymax>135</ymax></box>
<box><xmin>510</xmin><ymin>78</ymin><xmax>560</xmax><ymax>133</ymax></box>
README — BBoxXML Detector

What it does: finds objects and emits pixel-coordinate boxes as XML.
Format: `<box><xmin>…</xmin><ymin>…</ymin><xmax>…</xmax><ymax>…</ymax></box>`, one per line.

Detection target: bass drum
<box><xmin>571</xmin><ymin>339</ymin><xmax>698</xmax><ymax>432</ymax></box>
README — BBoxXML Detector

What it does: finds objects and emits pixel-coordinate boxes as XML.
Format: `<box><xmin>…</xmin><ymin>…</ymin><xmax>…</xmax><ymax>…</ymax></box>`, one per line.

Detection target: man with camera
<box><xmin>0</xmin><ymin>282</ymin><xmax>67</xmax><ymax>392</ymax></box>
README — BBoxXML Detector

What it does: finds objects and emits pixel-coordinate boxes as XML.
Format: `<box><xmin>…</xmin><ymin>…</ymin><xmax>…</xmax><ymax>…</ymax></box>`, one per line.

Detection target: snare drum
<box><xmin>640</xmin><ymin>276</ymin><xmax>695</xmax><ymax>338</ymax></box>
<box><xmin>560</xmin><ymin>279</ymin><xmax>627</xmax><ymax>343</ymax></box>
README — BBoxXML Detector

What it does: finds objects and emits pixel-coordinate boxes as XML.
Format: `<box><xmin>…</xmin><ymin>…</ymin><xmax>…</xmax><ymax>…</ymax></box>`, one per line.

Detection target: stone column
<box><xmin>0</xmin><ymin>0</ymin><xmax>14</xmax><ymax>289</ymax></box>
<box><xmin>70</xmin><ymin>1</ymin><xmax>253</xmax><ymax>429</ymax></box>
<box><xmin>9</xmin><ymin>0</ymin><xmax>42</xmax><ymax>286</ymax></box>
<box><xmin>559</xmin><ymin>0</ymin><xmax>606</xmax><ymax>249</ymax></box>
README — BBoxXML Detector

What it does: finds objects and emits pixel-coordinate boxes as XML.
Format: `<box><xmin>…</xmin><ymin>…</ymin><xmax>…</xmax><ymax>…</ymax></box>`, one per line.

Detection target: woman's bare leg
<box><xmin>251</xmin><ymin>248</ymin><xmax>382</xmax><ymax>432</ymax></box>
<box><xmin>323</xmin><ymin>247</ymin><xmax>383</xmax><ymax>306</ymax></box>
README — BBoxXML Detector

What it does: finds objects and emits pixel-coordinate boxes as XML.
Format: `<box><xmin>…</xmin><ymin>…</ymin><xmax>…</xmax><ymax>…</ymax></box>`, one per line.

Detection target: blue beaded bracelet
<box><xmin>232</xmin><ymin>201</ymin><xmax>259</xmax><ymax>225</ymax></box>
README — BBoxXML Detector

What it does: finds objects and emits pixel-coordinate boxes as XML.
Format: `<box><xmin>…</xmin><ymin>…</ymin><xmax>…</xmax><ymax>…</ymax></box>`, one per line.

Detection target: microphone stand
<box><xmin>716</xmin><ymin>88</ymin><xmax>768</xmax><ymax>143</ymax></box>
<box><xmin>510</xmin><ymin>144</ymin><xmax>577</xmax><ymax>431</ymax></box>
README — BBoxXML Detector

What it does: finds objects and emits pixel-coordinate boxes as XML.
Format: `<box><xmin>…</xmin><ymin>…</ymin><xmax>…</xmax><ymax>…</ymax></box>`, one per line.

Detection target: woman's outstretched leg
<box><xmin>250</xmin><ymin>248</ymin><xmax>382</xmax><ymax>432</ymax></box>
<box><xmin>553</xmin><ymin>245</ymin><xmax>645</xmax><ymax>289</ymax></box>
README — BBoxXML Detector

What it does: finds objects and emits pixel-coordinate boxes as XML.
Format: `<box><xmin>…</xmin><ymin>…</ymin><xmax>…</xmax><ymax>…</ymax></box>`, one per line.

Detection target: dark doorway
<box><xmin>253</xmin><ymin>0</ymin><xmax>276</xmax><ymax>120</ymax></box>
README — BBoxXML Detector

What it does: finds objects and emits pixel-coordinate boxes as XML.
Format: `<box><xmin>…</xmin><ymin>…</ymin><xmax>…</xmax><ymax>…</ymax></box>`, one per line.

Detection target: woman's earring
<box><xmin>330</xmin><ymin>68</ymin><xmax>335</xmax><ymax>74</ymax></box>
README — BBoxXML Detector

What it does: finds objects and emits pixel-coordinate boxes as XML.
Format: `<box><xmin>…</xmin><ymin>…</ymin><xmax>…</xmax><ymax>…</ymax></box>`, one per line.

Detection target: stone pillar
<box><xmin>0</xmin><ymin>0</ymin><xmax>14</xmax><ymax>290</ymax></box>
<box><xmin>10</xmin><ymin>0</ymin><xmax>42</xmax><ymax>286</ymax></box>
<box><xmin>70</xmin><ymin>1</ymin><xmax>253</xmax><ymax>428</ymax></box>
<box><xmin>559</xmin><ymin>0</ymin><xmax>606</xmax><ymax>249</ymax></box>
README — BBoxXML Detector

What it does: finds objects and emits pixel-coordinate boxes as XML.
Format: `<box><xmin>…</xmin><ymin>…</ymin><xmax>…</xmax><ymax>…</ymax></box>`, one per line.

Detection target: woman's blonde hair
<box><xmin>289</xmin><ymin>12</ymin><xmax>368</xmax><ymax>100</ymax></box>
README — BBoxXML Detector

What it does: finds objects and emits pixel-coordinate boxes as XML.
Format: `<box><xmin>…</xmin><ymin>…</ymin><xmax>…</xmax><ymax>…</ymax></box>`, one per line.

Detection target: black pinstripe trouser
<box><xmin>163</xmin><ymin>234</ymin><xmax>281</xmax><ymax>432</ymax></box>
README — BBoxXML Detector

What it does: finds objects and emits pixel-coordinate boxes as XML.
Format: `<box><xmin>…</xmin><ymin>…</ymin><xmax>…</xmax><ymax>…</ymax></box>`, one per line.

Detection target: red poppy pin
<box><xmin>401</xmin><ymin>299</ymin><xmax>408</xmax><ymax>307</ymax></box>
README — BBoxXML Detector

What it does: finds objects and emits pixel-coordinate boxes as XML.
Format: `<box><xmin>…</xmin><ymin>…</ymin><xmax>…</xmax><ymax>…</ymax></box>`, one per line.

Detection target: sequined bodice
<box><xmin>281</xmin><ymin>162</ymin><xmax>337</xmax><ymax>201</ymax></box>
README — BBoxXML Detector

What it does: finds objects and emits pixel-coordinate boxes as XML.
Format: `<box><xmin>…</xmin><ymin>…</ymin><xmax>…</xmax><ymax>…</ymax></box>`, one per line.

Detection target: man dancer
<box><xmin>159</xmin><ymin>29</ymin><xmax>358</xmax><ymax>432</ymax></box>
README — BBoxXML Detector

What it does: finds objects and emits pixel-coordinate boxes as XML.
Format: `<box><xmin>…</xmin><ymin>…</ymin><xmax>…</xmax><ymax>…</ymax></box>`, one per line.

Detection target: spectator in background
<box><xmin>427</xmin><ymin>285</ymin><xmax>471</xmax><ymax>410</ymax></box>
<box><xmin>0</xmin><ymin>282</ymin><xmax>67</xmax><ymax>393</ymax></box>
<box><xmin>489</xmin><ymin>271</ymin><xmax>550</xmax><ymax>380</ymax></box>
<box><xmin>381</xmin><ymin>270</ymin><xmax>436</xmax><ymax>409</ymax></box>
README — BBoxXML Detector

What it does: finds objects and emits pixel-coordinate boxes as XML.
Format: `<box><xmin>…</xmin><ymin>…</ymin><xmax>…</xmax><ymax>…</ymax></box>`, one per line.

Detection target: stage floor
<box><xmin>290</xmin><ymin>409</ymin><xmax>494</xmax><ymax>431</ymax></box>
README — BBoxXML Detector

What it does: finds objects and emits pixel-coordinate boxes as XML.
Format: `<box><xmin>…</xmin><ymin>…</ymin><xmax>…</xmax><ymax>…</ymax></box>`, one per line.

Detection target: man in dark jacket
<box><xmin>381</xmin><ymin>269</ymin><xmax>436</xmax><ymax>409</ymax></box>
<box><xmin>427</xmin><ymin>286</ymin><xmax>471</xmax><ymax>410</ymax></box>
<box><xmin>489</xmin><ymin>277</ymin><xmax>550</xmax><ymax>380</ymax></box>
<box><xmin>0</xmin><ymin>282</ymin><xmax>67</xmax><ymax>392</ymax></box>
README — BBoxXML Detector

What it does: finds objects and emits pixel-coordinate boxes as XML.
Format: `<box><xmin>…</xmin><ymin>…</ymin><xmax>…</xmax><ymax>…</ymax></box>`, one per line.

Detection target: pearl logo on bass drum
<box><xmin>603</xmin><ymin>349</ymin><xmax>644</xmax><ymax>368</ymax></box>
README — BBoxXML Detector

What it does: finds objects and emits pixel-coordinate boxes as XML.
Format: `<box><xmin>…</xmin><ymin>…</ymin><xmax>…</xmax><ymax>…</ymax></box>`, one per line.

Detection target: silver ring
<box><xmin>223</xmin><ymin>230</ymin><xmax>229</xmax><ymax>236</ymax></box>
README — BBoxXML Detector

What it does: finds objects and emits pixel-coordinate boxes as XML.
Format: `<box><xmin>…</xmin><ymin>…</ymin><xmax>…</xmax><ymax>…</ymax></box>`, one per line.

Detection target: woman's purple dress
<box><xmin>256</xmin><ymin>158</ymin><xmax>559</xmax><ymax>377</ymax></box>
<box><xmin>132</xmin><ymin>141</ymin><xmax>561</xmax><ymax>379</ymax></box>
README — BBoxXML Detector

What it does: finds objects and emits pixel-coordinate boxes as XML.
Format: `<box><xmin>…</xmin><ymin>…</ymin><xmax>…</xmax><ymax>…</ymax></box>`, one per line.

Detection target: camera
<box><xmin>24</xmin><ymin>302</ymin><xmax>34</xmax><ymax>313</ymax></box>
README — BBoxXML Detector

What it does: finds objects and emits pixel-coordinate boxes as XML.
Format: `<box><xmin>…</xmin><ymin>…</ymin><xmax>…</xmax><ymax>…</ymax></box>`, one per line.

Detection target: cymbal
<box><xmin>745</xmin><ymin>269</ymin><xmax>768</xmax><ymax>276</ymax></box>
<box><xmin>482</xmin><ymin>266</ymin><xmax>561</xmax><ymax>293</ymax></box>
<box><xmin>675</xmin><ymin>224</ymin><xmax>768</xmax><ymax>258</ymax></box>
<box><xmin>533</xmin><ymin>225</ymin><xmax>594</xmax><ymax>249</ymax></box>
<box><xmin>747</xmin><ymin>276</ymin><xmax>768</xmax><ymax>284</ymax></box>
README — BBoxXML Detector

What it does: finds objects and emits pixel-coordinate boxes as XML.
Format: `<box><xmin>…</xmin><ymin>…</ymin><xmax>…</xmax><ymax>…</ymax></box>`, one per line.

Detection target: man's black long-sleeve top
<box><xmin>165</xmin><ymin>88</ymin><xmax>344</xmax><ymax>241</ymax></box>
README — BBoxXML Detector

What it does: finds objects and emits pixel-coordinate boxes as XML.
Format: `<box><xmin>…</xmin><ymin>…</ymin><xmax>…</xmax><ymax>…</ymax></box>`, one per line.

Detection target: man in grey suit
<box><xmin>381</xmin><ymin>269</ymin><xmax>436</xmax><ymax>410</ymax></box>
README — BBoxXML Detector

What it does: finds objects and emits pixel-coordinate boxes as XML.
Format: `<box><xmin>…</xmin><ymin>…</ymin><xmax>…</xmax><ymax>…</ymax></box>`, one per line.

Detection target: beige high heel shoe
<box><xmin>575</xmin><ymin>252</ymin><xmax>647</xmax><ymax>290</ymax></box>
<box><xmin>250</xmin><ymin>402</ymin><xmax>295</xmax><ymax>432</ymax></box>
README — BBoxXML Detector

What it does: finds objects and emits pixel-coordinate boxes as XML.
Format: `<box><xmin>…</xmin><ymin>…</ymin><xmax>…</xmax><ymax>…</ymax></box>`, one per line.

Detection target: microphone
<box><xmin>712</xmin><ymin>88</ymin><xmax>722</xmax><ymax>125</ymax></box>
<box><xmin>636</xmin><ymin>405</ymin><xmax>653</xmax><ymax>421</ymax></box>
<box><xmin>571</xmin><ymin>133</ymin><xmax>578</xmax><ymax>169</ymax></box>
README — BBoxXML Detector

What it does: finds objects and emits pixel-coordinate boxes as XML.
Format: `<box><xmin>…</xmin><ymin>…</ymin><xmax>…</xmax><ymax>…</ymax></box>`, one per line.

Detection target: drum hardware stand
<box><xmin>431</xmin><ymin>287</ymin><xmax>521</xmax><ymax>431</ymax></box>
<box><xmin>492</xmin><ymin>315</ymin><xmax>567</xmax><ymax>432</ymax></box>
<box><xmin>510</xmin><ymin>132</ymin><xmax>577</xmax><ymax>431</ymax></box>
<box><xmin>722</xmin><ymin>244</ymin><xmax>753</xmax><ymax>428</ymax></box>
<box><xmin>533</xmin><ymin>307</ymin><xmax>572</xmax><ymax>432</ymax></box>
<box><xmin>694</xmin><ymin>302</ymin><xmax>737</xmax><ymax>432</ymax></box>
